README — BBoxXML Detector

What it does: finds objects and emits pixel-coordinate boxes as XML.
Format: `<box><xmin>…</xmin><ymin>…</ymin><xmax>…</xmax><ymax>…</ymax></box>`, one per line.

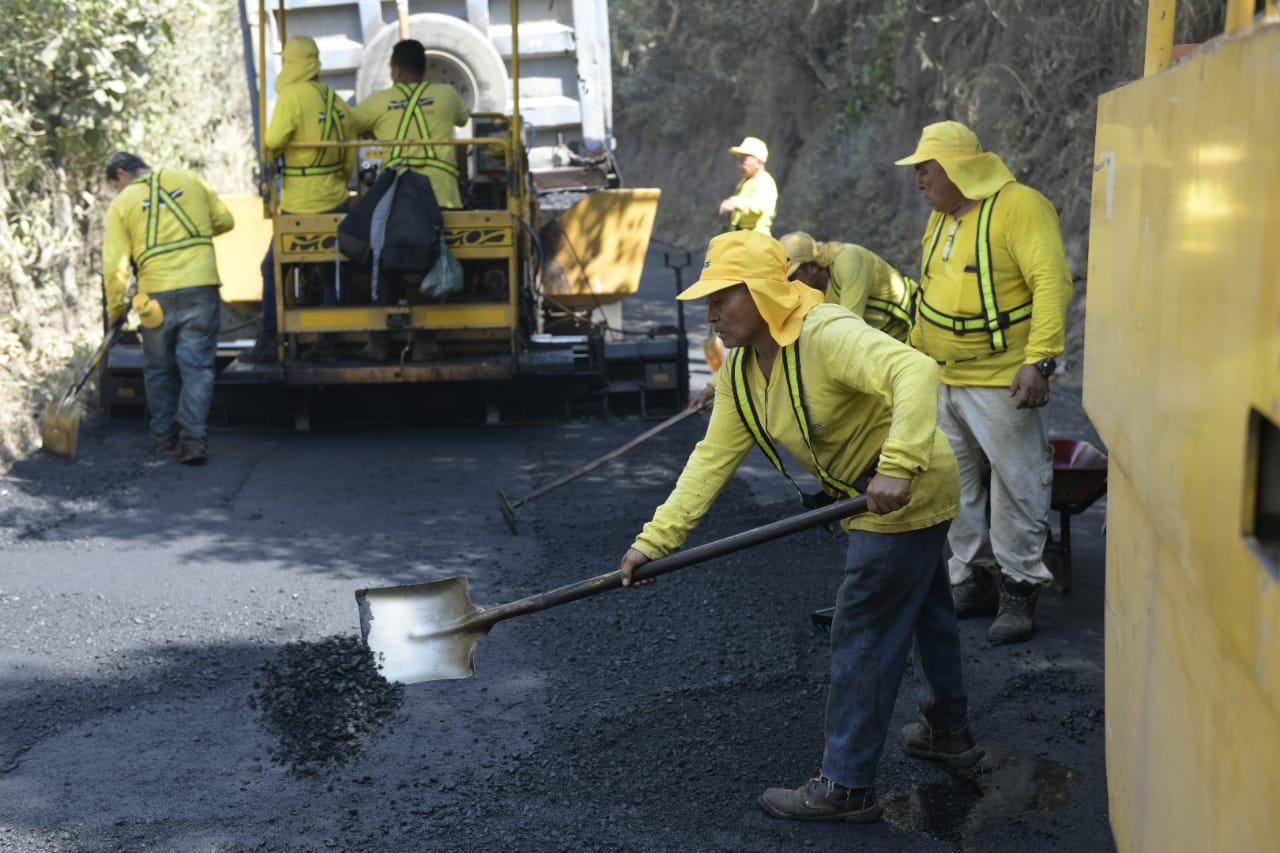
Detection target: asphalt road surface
<box><xmin>0</xmin><ymin>245</ymin><xmax>1114</xmax><ymax>852</ymax></box>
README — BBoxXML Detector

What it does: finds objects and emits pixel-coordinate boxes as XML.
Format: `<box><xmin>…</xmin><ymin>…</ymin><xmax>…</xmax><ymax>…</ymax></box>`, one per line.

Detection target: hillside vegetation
<box><xmin>0</xmin><ymin>0</ymin><xmax>1228</xmax><ymax>469</ymax></box>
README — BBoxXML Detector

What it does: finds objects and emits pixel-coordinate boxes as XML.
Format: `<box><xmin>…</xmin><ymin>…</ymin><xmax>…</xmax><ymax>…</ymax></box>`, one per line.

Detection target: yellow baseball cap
<box><xmin>894</xmin><ymin>120</ymin><xmax>1015</xmax><ymax>199</ymax></box>
<box><xmin>728</xmin><ymin>136</ymin><xmax>769</xmax><ymax>163</ymax></box>
<box><xmin>677</xmin><ymin>231</ymin><xmax>822</xmax><ymax>346</ymax></box>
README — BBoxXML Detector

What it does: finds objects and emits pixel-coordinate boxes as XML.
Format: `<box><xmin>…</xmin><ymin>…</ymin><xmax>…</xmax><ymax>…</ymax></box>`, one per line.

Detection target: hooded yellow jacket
<box><xmin>631</xmin><ymin>303</ymin><xmax>960</xmax><ymax>559</ymax></box>
<box><xmin>264</xmin><ymin>80</ymin><xmax>355</xmax><ymax>213</ymax></box>
<box><xmin>909</xmin><ymin>182</ymin><xmax>1072</xmax><ymax>385</ymax></box>
<box><xmin>347</xmin><ymin>82</ymin><xmax>470</xmax><ymax>209</ymax></box>
<box><xmin>729</xmin><ymin>170</ymin><xmax>778</xmax><ymax>234</ymax></box>
<box><xmin>102</xmin><ymin>169</ymin><xmax>234</xmax><ymax>319</ymax></box>
<box><xmin>824</xmin><ymin>243</ymin><xmax>916</xmax><ymax>343</ymax></box>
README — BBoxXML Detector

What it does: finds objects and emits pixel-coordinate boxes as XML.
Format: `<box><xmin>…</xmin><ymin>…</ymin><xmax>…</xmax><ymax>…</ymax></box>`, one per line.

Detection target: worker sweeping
<box><xmin>102</xmin><ymin>152</ymin><xmax>235</xmax><ymax>464</ymax></box>
<box><xmin>618</xmin><ymin>230</ymin><xmax>979</xmax><ymax>823</ymax></box>
<box><xmin>778</xmin><ymin>231</ymin><xmax>918</xmax><ymax>344</ymax></box>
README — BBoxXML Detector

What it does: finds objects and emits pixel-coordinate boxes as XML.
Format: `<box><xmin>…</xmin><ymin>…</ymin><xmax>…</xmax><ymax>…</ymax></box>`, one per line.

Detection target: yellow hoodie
<box><xmin>631</xmin><ymin>303</ymin><xmax>960</xmax><ymax>559</ymax></box>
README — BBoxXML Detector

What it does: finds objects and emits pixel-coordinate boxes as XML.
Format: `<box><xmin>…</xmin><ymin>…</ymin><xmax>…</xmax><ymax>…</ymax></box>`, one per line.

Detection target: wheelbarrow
<box><xmin>1045</xmin><ymin>438</ymin><xmax>1108</xmax><ymax>594</ymax></box>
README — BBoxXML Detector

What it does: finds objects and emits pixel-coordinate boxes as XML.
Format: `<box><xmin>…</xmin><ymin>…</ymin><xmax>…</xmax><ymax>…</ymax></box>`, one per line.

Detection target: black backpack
<box><xmin>338</xmin><ymin>166</ymin><xmax>443</xmax><ymax>299</ymax></box>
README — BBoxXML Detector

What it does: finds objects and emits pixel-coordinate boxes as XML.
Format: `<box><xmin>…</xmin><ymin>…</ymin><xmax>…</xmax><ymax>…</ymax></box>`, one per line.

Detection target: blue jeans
<box><xmin>140</xmin><ymin>285</ymin><xmax>221</xmax><ymax>442</ymax></box>
<box><xmin>820</xmin><ymin>521</ymin><xmax>969</xmax><ymax>788</ymax></box>
<box><xmin>260</xmin><ymin>202</ymin><xmax>350</xmax><ymax>336</ymax></box>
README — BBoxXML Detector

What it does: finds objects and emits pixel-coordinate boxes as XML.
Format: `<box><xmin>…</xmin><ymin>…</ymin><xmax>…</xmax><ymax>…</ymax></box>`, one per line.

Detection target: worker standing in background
<box><xmin>245</xmin><ymin>35</ymin><xmax>355</xmax><ymax>365</ymax></box>
<box><xmin>620</xmin><ymin>230</ymin><xmax>979</xmax><ymax>823</ymax></box>
<box><xmin>895</xmin><ymin>120</ymin><xmax>1072</xmax><ymax>644</ymax></box>
<box><xmin>779</xmin><ymin>231</ymin><xmax>918</xmax><ymax>343</ymax></box>
<box><xmin>347</xmin><ymin>39</ymin><xmax>471</xmax><ymax>210</ymax></box>
<box><xmin>102</xmin><ymin>152</ymin><xmax>234</xmax><ymax>465</ymax></box>
<box><xmin>718</xmin><ymin>136</ymin><xmax>777</xmax><ymax>235</ymax></box>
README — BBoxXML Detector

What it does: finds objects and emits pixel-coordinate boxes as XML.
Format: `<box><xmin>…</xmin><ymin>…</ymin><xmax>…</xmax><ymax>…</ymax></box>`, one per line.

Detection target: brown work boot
<box><xmin>358</xmin><ymin>332</ymin><xmax>390</xmax><ymax>362</ymax></box>
<box><xmin>900</xmin><ymin>720</ymin><xmax>984</xmax><ymax>769</ymax></box>
<box><xmin>150</xmin><ymin>431</ymin><xmax>178</xmax><ymax>458</ymax></box>
<box><xmin>988</xmin><ymin>577</ymin><xmax>1039</xmax><ymax>644</ymax></box>
<box><xmin>758</xmin><ymin>775</ymin><xmax>881</xmax><ymax>823</ymax></box>
<box><xmin>951</xmin><ymin>568</ymin><xmax>998</xmax><ymax>618</ymax></box>
<box><xmin>301</xmin><ymin>334</ymin><xmax>338</xmax><ymax>365</ymax></box>
<box><xmin>174</xmin><ymin>433</ymin><xmax>208</xmax><ymax>466</ymax></box>
<box><xmin>241</xmin><ymin>333</ymin><xmax>280</xmax><ymax>364</ymax></box>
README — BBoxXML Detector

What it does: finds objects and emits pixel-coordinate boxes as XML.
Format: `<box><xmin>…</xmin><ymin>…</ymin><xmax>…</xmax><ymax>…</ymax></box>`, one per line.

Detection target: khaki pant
<box><xmin>937</xmin><ymin>385</ymin><xmax>1054</xmax><ymax>586</ymax></box>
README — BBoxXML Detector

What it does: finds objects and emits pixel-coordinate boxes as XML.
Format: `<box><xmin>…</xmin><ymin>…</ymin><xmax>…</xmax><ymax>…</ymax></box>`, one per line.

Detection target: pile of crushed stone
<box><xmin>249</xmin><ymin>634</ymin><xmax>405</xmax><ymax>775</ymax></box>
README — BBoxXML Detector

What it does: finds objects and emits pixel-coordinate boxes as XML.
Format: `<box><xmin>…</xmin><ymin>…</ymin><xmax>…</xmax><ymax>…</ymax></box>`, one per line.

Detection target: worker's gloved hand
<box><xmin>865</xmin><ymin>473</ymin><xmax>912</xmax><ymax>515</ymax></box>
<box><xmin>619</xmin><ymin>547</ymin><xmax>655</xmax><ymax>588</ymax></box>
<box><xmin>132</xmin><ymin>293</ymin><xmax>164</xmax><ymax>329</ymax></box>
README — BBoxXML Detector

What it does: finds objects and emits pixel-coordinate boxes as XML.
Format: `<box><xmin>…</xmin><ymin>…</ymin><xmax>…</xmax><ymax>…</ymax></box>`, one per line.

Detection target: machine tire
<box><xmin>356</xmin><ymin>14</ymin><xmax>509</xmax><ymax>113</ymax></box>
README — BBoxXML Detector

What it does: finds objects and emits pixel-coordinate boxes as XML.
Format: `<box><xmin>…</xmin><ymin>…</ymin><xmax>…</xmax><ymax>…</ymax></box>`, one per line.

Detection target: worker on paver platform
<box><xmin>102</xmin><ymin>152</ymin><xmax>234</xmax><ymax>465</ymax></box>
<box><xmin>896</xmin><ymin>120</ymin><xmax>1072</xmax><ymax>645</ymax></box>
<box><xmin>245</xmin><ymin>35</ymin><xmax>355</xmax><ymax>365</ymax></box>
<box><xmin>347</xmin><ymin>39</ymin><xmax>470</xmax><ymax>211</ymax></box>
<box><xmin>778</xmin><ymin>231</ymin><xmax>918</xmax><ymax>344</ymax></box>
<box><xmin>719</xmin><ymin>136</ymin><xmax>777</xmax><ymax>235</ymax></box>
<box><xmin>619</xmin><ymin>230</ymin><xmax>980</xmax><ymax>823</ymax></box>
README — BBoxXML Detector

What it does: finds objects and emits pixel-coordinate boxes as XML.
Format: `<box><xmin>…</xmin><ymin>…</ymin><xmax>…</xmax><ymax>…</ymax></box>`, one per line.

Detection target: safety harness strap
<box><xmin>916</xmin><ymin>191</ymin><xmax>1031</xmax><ymax>351</ymax></box>
<box><xmin>730</xmin><ymin>343</ymin><xmax>877</xmax><ymax>507</ymax></box>
<box><xmin>279</xmin><ymin>83</ymin><xmax>348</xmax><ymax>177</ymax></box>
<box><xmin>387</xmin><ymin>82</ymin><xmax>461</xmax><ymax>177</ymax></box>
<box><xmin>135</xmin><ymin>171</ymin><xmax>212</xmax><ymax>267</ymax></box>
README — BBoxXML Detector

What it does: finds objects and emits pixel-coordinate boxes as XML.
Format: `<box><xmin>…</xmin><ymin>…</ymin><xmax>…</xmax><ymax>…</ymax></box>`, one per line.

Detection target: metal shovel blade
<box><xmin>356</xmin><ymin>577</ymin><xmax>489</xmax><ymax>684</ymax></box>
<box><xmin>40</xmin><ymin>400</ymin><xmax>80</xmax><ymax>459</ymax></box>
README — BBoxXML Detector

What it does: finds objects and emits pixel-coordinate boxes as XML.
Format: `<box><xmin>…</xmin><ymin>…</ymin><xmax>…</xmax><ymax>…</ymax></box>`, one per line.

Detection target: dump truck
<box><xmin>103</xmin><ymin>0</ymin><xmax>677</xmax><ymax>425</ymax></box>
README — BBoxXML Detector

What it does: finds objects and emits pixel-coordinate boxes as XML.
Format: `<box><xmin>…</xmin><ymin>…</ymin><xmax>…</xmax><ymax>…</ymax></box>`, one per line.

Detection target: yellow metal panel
<box><xmin>281</xmin><ymin>304</ymin><xmax>514</xmax><ymax>333</ymax></box>
<box><xmin>1086</xmin><ymin>20</ymin><xmax>1280</xmax><ymax>852</ymax></box>
<box><xmin>213</xmin><ymin>195</ymin><xmax>272</xmax><ymax>303</ymax></box>
<box><xmin>539</xmin><ymin>188</ymin><xmax>661</xmax><ymax>306</ymax></box>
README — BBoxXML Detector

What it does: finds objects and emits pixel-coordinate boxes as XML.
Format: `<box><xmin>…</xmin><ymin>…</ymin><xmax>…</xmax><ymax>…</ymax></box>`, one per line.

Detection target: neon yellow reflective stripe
<box><xmin>136</xmin><ymin>172</ymin><xmax>212</xmax><ymax>267</ymax></box>
<box><xmin>917</xmin><ymin>193</ymin><xmax>1032</xmax><ymax>351</ymax></box>
<box><xmin>729</xmin><ymin>349</ymin><xmax>807</xmax><ymax>498</ymax></box>
<box><xmin>866</xmin><ymin>295</ymin><xmax>913</xmax><ymax>327</ymax></box>
<box><xmin>781</xmin><ymin>345</ymin><xmax>860</xmax><ymax>498</ymax></box>
<box><xmin>921</xmin><ymin>214</ymin><xmax>948</xmax><ymax>279</ymax></box>
<box><xmin>386</xmin><ymin>82</ymin><xmax>461</xmax><ymax>177</ymax></box>
<box><xmin>974</xmin><ymin>193</ymin><xmax>1005</xmax><ymax>350</ymax></box>
<box><xmin>280</xmin><ymin>84</ymin><xmax>346</xmax><ymax>177</ymax></box>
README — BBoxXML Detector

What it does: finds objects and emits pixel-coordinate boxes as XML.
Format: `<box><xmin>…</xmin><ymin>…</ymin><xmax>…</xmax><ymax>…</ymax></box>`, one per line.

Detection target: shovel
<box><xmin>498</xmin><ymin>402</ymin><xmax>709</xmax><ymax>534</ymax></box>
<box><xmin>357</xmin><ymin>495</ymin><xmax>867</xmax><ymax>684</ymax></box>
<box><xmin>40</xmin><ymin>322</ymin><xmax>125</xmax><ymax>458</ymax></box>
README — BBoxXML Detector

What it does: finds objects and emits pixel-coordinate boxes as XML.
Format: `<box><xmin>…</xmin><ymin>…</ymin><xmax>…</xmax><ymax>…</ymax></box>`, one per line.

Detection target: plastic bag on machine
<box><xmin>419</xmin><ymin>235</ymin><xmax>464</xmax><ymax>299</ymax></box>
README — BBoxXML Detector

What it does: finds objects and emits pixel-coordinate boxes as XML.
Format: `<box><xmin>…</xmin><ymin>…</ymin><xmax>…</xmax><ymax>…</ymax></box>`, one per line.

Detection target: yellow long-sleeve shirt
<box><xmin>264</xmin><ymin>80</ymin><xmax>355</xmax><ymax>213</ymax></box>
<box><xmin>102</xmin><ymin>169</ymin><xmax>234</xmax><ymax>319</ymax></box>
<box><xmin>909</xmin><ymin>182</ymin><xmax>1072</xmax><ymax>385</ymax></box>
<box><xmin>824</xmin><ymin>243</ymin><xmax>916</xmax><ymax>343</ymax></box>
<box><xmin>729</xmin><ymin>170</ymin><xmax>778</xmax><ymax>234</ymax></box>
<box><xmin>631</xmin><ymin>303</ymin><xmax>960</xmax><ymax>559</ymax></box>
<box><xmin>347</xmin><ymin>82</ymin><xmax>470</xmax><ymax>209</ymax></box>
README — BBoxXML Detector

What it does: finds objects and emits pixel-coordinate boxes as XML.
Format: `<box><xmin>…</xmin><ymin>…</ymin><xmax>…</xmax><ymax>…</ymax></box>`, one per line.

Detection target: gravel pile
<box><xmin>249</xmin><ymin>634</ymin><xmax>405</xmax><ymax>775</ymax></box>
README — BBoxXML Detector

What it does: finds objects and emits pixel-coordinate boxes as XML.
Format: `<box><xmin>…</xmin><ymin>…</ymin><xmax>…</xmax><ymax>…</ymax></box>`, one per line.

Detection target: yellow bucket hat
<box><xmin>778</xmin><ymin>231</ymin><xmax>842</xmax><ymax>277</ymax></box>
<box><xmin>894</xmin><ymin>121</ymin><xmax>1015</xmax><ymax>200</ymax></box>
<box><xmin>276</xmin><ymin>36</ymin><xmax>321</xmax><ymax>93</ymax></box>
<box><xmin>728</xmin><ymin>136</ymin><xmax>769</xmax><ymax>163</ymax></box>
<box><xmin>677</xmin><ymin>231</ymin><xmax>823</xmax><ymax>347</ymax></box>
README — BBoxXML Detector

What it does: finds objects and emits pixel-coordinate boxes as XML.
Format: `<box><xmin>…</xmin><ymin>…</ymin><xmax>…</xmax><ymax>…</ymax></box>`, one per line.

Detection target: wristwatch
<box><xmin>1033</xmin><ymin>357</ymin><xmax>1057</xmax><ymax>378</ymax></box>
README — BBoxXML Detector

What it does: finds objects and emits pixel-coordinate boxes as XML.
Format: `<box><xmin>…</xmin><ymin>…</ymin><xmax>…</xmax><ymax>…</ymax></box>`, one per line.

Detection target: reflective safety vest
<box><xmin>729</xmin><ymin>343</ymin><xmax>877</xmax><ymax>507</ymax></box>
<box><xmin>386</xmin><ymin>82</ymin><xmax>460</xmax><ymax>177</ymax></box>
<box><xmin>917</xmin><ymin>190</ymin><xmax>1032</xmax><ymax>353</ymax></box>
<box><xmin>279</xmin><ymin>83</ymin><xmax>349</xmax><ymax>178</ymax></box>
<box><xmin>134</xmin><ymin>171</ymin><xmax>212</xmax><ymax>268</ymax></box>
<box><xmin>866</xmin><ymin>270</ymin><xmax>919</xmax><ymax>332</ymax></box>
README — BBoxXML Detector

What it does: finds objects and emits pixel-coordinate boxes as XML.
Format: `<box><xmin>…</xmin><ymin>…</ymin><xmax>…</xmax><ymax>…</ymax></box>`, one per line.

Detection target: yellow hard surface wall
<box><xmin>1084</xmin><ymin>20</ymin><xmax>1280</xmax><ymax>852</ymax></box>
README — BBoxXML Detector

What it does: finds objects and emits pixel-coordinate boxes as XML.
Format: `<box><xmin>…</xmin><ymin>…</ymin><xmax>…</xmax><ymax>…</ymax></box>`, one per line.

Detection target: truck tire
<box><xmin>356</xmin><ymin>14</ymin><xmax>509</xmax><ymax>114</ymax></box>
